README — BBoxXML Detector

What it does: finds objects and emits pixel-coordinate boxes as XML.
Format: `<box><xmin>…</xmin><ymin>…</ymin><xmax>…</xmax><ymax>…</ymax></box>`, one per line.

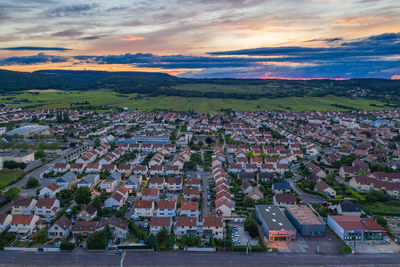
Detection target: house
<box><xmin>202</xmin><ymin>216</ymin><xmax>224</xmax><ymax>239</ymax></box>
<box><xmin>71</xmin><ymin>221</ymin><xmax>98</xmax><ymax>237</ymax></box>
<box><xmin>117</xmin><ymin>164</ymin><xmax>133</xmax><ymax>176</ymax></box>
<box><xmin>315</xmin><ymin>180</ymin><xmax>336</xmax><ymax>197</ymax></box>
<box><xmin>77</xmin><ymin>174</ymin><xmax>99</xmax><ymax>189</ymax></box>
<box><xmin>167</xmin><ymin>177</ymin><xmax>183</xmax><ymax>191</ymax></box>
<box><xmin>141</xmin><ymin>188</ymin><xmax>159</xmax><ymax>201</ymax></box>
<box><xmin>56</xmin><ymin>171</ymin><xmax>77</xmax><ymax>189</ymax></box>
<box><xmin>105</xmin><ymin>192</ymin><xmax>124</xmax><ymax>210</ymax></box>
<box><xmin>150</xmin><ymin>165</ymin><xmax>164</xmax><ymax>175</ymax></box>
<box><xmin>175</xmin><ymin>216</ymin><xmax>198</xmax><ymax>237</ymax></box>
<box><xmin>124</xmin><ymin>175</ymin><xmax>142</xmax><ymax>192</ymax></box>
<box><xmin>156</xmin><ymin>200</ymin><xmax>177</xmax><ymax>217</ymax></box>
<box><xmin>165</xmin><ymin>165</ymin><xmax>180</xmax><ymax>175</ymax></box>
<box><xmin>272</xmin><ymin>182</ymin><xmax>291</xmax><ymax>194</ymax></box>
<box><xmin>183</xmin><ymin>187</ymin><xmax>201</xmax><ymax>201</ymax></box>
<box><xmin>70</xmin><ymin>163</ymin><xmax>85</xmax><ymax>174</ymax></box>
<box><xmin>54</xmin><ymin>162</ymin><xmax>70</xmax><ymax>174</ymax></box>
<box><xmin>185</xmin><ymin>178</ymin><xmax>201</xmax><ymax>189</ymax></box>
<box><xmin>100</xmin><ymin>174</ymin><xmax>120</xmax><ymax>192</ymax></box>
<box><xmin>48</xmin><ymin>216</ymin><xmax>72</xmax><ymax>239</ymax></box>
<box><xmin>248</xmin><ymin>188</ymin><xmax>264</xmax><ymax>201</ymax></box>
<box><xmin>12</xmin><ymin>198</ymin><xmax>37</xmax><ymax>215</ymax></box>
<box><xmin>39</xmin><ymin>182</ymin><xmax>60</xmax><ymax>198</ymax></box>
<box><xmin>85</xmin><ymin>163</ymin><xmax>101</xmax><ymax>173</ymax></box>
<box><xmin>242</xmin><ymin>180</ymin><xmax>254</xmax><ymax>194</ymax></box>
<box><xmin>77</xmin><ymin>205</ymin><xmax>98</xmax><ymax>221</ymax></box>
<box><xmin>134</xmin><ymin>200</ymin><xmax>155</xmax><ymax>217</ymax></box>
<box><xmin>34</xmin><ymin>198</ymin><xmax>60</xmax><ymax>220</ymax></box>
<box><xmin>106</xmin><ymin>216</ymin><xmax>129</xmax><ymax>239</ymax></box>
<box><xmin>215</xmin><ymin>198</ymin><xmax>232</xmax><ymax>217</ymax></box>
<box><xmin>179</xmin><ymin>201</ymin><xmax>199</xmax><ymax>218</ymax></box>
<box><xmin>273</xmin><ymin>193</ymin><xmax>297</xmax><ymax>207</ymax></box>
<box><xmin>0</xmin><ymin>214</ymin><xmax>12</xmax><ymax>232</ymax></box>
<box><xmin>149</xmin><ymin>177</ymin><xmax>165</xmax><ymax>190</ymax></box>
<box><xmin>133</xmin><ymin>165</ymin><xmax>148</xmax><ymax>175</ymax></box>
<box><xmin>9</xmin><ymin>214</ymin><xmax>41</xmax><ymax>236</ymax></box>
<box><xmin>150</xmin><ymin>217</ymin><xmax>173</xmax><ymax>234</ymax></box>
<box><xmin>337</xmin><ymin>201</ymin><xmax>361</xmax><ymax>216</ymax></box>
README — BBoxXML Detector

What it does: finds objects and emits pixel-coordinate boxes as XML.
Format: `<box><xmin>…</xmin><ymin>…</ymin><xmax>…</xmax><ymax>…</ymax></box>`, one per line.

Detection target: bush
<box><xmin>87</xmin><ymin>230</ymin><xmax>111</xmax><ymax>250</ymax></box>
<box><xmin>60</xmin><ymin>240</ymin><xmax>75</xmax><ymax>251</ymax></box>
<box><xmin>74</xmin><ymin>187</ymin><xmax>91</xmax><ymax>205</ymax></box>
<box><xmin>26</xmin><ymin>177</ymin><xmax>39</xmax><ymax>188</ymax></box>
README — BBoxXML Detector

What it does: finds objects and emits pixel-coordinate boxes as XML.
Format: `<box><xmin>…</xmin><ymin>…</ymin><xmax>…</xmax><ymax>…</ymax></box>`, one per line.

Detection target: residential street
<box><xmin>1</xmin><ymin>251</ymin><xmax>400</xmax><ymax>266</ymax></box>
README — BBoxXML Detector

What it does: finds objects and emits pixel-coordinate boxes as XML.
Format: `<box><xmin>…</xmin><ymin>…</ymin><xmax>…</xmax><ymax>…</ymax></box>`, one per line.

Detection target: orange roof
<box><xmin>180</xmin><ymin>201</ymin><xmax>198</xmax><ymax>211</ymax></box>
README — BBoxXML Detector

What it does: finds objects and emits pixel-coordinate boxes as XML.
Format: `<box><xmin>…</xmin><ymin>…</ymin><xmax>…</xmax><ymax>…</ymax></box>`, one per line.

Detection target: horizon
<box><xmin>0</xmin><ymin>0</ymin><xmax>400</xmax><ymax>79</ymax></box>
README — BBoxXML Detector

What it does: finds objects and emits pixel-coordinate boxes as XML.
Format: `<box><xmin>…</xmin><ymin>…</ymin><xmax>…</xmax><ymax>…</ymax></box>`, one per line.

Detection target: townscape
<box><xmin>0</xmin><ymin>106</ymin><xmax>400</xmax><ymax>261</ymax></box>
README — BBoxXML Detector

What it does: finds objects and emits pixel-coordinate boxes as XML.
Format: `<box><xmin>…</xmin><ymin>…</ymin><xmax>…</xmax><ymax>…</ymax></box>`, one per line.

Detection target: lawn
<box><xmin>0</xmin><ymin>90</ymin><xmax>392</xmax><ymax>113</ymax></box>
<box><xmin>361</xmin><ymin>200</ymin><xmax>400</xmax><ymax>216</ymax></box>
<box><xmin>0</xmin><ymin>171</ymin><xmax>26</xmax><ymax>188</ymax></box>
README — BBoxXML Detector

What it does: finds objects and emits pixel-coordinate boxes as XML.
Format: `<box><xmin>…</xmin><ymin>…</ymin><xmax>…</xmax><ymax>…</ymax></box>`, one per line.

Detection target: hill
<box><xmin>0</xmin><ymin>69</ymin><xmax>399</xmax><ymax>104</ymax></box>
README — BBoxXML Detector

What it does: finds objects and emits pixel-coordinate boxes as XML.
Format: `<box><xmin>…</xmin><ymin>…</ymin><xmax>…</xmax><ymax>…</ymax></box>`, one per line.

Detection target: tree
<box><xmin>56</xmin><ymin>189</ymin><xmax>74</xmax><ymax>204</ymax></box>
<box><xmin>5</xmin><ymin>187</ymin><xmax>20</xmax><ymax>200</ymax></box>
<box><xmin>34</xmin><ymin>150</ymin><xmax>45</xmax><ymax>159</ymax></box>
<box><xmin>205</xmin><ymin>137</ymin><xmax>214</xmax><ymax>145</ymax></box>
<box><xmin>26</xmin><ymin>177</ymin><xmax>39</xmax><ymax>188</ymax></box>
<box><xmin>87</xmin><ymin>230</ymin><xmax>111</xmax><ymax>250</ymax></box>
<box><xmin>35</xmin><ymin>227</ymin><xmax>48</xmax><ymax>244</ymax></box>
<box><xmin>91</xmin><ymin>196</ymin><xmax>103</xmax><ymax>211</ymax></box>
<box><xmin>243</xmin><ymin>197</ymin><xmax>255</xmax><ymax>207</ymax></box>
<box><xmin>156</xmin><ymin>228</ymin><xmax>169</xmax><ymax>249</ymax></box>
<box><xmin>375</xmin><ymin>216</ymin><xmax>388</xmax><ymax>228</ymax></box>
<box><xmin>3</xmin><ymin>160</ymin><xmax>26</xmax><ymax>170</ymax></box>
<box><xmin>244</xmin><ymin>218</ymin><xmax>259</xmax><ymax>238</ymax></box>
<box><xmin>146</xmin><ymin>233</ymin><xmax>157</xmax><ymax>247</ymax></box>
<box><xmin>74</xmin><ymin>187</ymin><xmax>91</xmax><ymax>205</ymax></box>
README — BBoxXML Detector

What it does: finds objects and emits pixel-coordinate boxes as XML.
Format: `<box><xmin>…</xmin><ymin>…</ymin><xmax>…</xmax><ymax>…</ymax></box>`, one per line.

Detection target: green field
<box><xmin>0</xmin><ymin>171</ymin><xmax>25</xmax><ymax>188</ymax></box>
<box><xmin>0</xmin><ymin>90</ymin><xmax>392</xmax><ymax>113</ymax></box>
<box><xmin>361</xmin><ymin>200</ymin><xmax>400</xmax><ymax>216</ymax></box>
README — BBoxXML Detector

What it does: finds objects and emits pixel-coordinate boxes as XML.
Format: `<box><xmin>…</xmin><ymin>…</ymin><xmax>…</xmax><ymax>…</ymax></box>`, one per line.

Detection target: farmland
<box><xmin>0</xmin><ymin>90</ymin><xmax>393</xmax><ymax>113</ymax></box>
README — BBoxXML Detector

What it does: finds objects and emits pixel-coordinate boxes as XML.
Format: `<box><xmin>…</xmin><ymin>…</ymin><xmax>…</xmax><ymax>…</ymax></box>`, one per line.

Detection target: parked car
<box><xmin>130</xmin><ymin>215</ymin><xmax>142</xmax><ymax>221</ymax></box>
<box><xmin>115</xmin><ymin>249</ymin><xmax>124</xmax><ymax>254</ymax></box>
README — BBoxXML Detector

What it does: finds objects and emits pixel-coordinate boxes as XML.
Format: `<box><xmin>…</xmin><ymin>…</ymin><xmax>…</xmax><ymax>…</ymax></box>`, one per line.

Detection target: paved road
<box><xmin>1</xmin><ymin>251</ymin><xmax>400</xmax><ymax>266</ymax></box>
<box><xmin>289</xmin><ymin>179</ymin><xmax>325</xmax><ymax>204</ymax></box>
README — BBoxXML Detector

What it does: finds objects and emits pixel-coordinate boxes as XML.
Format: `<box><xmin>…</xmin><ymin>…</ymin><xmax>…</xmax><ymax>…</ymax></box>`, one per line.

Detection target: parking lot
<box><xmin>349</xmin><ymin>239</ymin><xmax>400</xmax><ymax>254</ymax></box>
<box><xmin>229</xmin><ymin>221</ymin><xmax>258</xmax><ymax>247</ymax></box>
<box><xmin>268</xmin><ymin>230</ymin><xmax>342</xmax><ymax>253</ymax></box>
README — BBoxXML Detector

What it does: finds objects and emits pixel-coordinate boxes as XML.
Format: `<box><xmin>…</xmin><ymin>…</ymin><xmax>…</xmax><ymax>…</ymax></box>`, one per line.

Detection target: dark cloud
<box><xmin>0</xmin><ymin>53</ymin><xmax>69</xmax><ymax>65</ymax></box>
<box><xmin>46</xmin><ymin>3</ymin><xmax>100</xmax><ymax>17</ymax></box>
<box><xmin>1</xmin><ymin>46</ymin><xmax>71</xmax><ymax>51</ymax></box>
<box><xmin>52</xmin><ymin>30</ymin><xmax>83</xmax><ymax>37</ymax></box>
<box><xmin>79</xmin><ymin>35</ymin><xmax>107</xmax><ymax>41</ymax></box>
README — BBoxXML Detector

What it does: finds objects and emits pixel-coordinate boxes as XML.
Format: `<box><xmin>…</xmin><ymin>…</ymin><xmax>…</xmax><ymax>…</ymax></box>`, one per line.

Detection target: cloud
<box><xmin>52</xmin><ymin>30</ymin><xmax>83</xmax><ymax>37</ymax></box>
<box><xmin>0</xmin><ymin>53</ymin><xmax>69</xmax><ymax>65</ymax></box>
<box><xmin>121</xmin><ymin>35</ymin><xmax>146</xmax><ymax>41</ymax></box>
<box><xmin>1</xmin><ymin>46</ymin><xmax>72</xmax><ymax>51</ymax></box>
<box><xmin>46</xmin><ymin>3</ymin><xmax>100</xmax><ymax>17</ymax></box>
<box><xmin>79</xmin><ymin>35</ymin><xmax>107</xmax><ymax>41</ymax></box>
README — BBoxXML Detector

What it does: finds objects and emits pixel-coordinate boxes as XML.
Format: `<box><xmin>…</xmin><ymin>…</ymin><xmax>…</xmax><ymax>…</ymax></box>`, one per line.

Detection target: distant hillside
<box><xmin>0</xmin><ymin>69</ymin><xmax>399</xmax><ymax>103</ymax></box>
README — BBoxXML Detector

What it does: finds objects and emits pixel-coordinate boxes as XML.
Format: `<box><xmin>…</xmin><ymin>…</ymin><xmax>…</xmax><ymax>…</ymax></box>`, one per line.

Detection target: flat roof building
<box><xmin>327</xmin><ymin>215</ymin><xmax>386</xmax><ymax>242</ymax></box>
<box><xmin>255</xmin><ymin>205</ymin><xmax>296</xmax><ymax>241</ymax></box>
<box><xmin>285</xmin><ymin>205</ymin><xmax>326</xmax><ymax>236</ymax></box>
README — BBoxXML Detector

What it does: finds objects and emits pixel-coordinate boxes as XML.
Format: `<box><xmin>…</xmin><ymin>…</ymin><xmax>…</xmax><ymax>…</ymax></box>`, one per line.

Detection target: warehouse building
<box><xmin>285</xmin><ymin>205</ymin><xmax>326</xmax><ymax>236</ymax></box>
<box><xmin>7</xmin><ymin>124</ymin><xmax>49</xmax><ymax>138</ymax></box>
<box><xmin>255</xmin><ymin>205</ymin><xmax>296</xmax><ymax>241</ymax></box>
<box><xmin>327</xmin><ymin>215</ymin><xmax>386</xmax><ymax>242</ymax></box>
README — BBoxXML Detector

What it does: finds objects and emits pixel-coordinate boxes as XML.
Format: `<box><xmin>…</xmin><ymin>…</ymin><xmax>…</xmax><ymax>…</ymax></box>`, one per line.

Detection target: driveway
<box><xmin>289</xmin><ymin>179</ymin><xmax>325</xmax><ymax>204</ymax></box>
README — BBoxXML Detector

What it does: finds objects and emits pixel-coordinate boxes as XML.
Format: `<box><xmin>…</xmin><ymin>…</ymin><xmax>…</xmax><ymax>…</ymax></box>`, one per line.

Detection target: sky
<box><xmin>0</xmin><ymin>0</ymin><xmax>400</xmax><ymax>79</ymax></box>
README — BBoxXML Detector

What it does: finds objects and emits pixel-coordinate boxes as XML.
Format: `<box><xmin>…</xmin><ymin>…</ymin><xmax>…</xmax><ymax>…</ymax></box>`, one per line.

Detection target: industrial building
<box><xmin>7</xmin><ymin>124</ymin><xmax>49</xmax><ymax>137</ymax></box>
<box><xmin>0</xmin><ymin>151</ymin><xmax>35</xmax><ymax>170</ymax></box>
<box><xmin>327</xmin><ymin>215</ymin><xmax>386</xmax><ymax>242</ymax></box>
<box><xmin>285</xmin><ymin>205</ymin><xmax>326</xmax><ymax>236</ymax></box>
<box><xmin>255</xmin><ymin>205</ymin><xmax>296</xmax><ymax>241</ymax></box>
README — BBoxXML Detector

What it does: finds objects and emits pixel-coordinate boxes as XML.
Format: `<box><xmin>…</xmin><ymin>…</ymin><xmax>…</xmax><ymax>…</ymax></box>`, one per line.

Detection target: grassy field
<box><xmin>0</xmin><ymin>90</ymin><xmax>393</xmax><ymax>113</ymax></box>
<box><xmin>361</xmin><ymin>200</ymin><xmax>400</xmax><ymax>216</ymax></box>
<box><xmin>0</xmin><ymin>171</ymin><xmax>25</xmax><ymax>188</ymax></box>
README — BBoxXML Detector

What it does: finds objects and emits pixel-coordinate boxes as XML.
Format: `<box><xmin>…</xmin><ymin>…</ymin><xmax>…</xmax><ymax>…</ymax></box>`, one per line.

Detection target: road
<box><xmin>289</xmin><ymin>179</ymin><xmax>325</xmax><ymax>204</ymax></box>
<box><xmin>1</xmin><ymin>251</ymin><xmax>400</xmax><ymax>266</ymax></box>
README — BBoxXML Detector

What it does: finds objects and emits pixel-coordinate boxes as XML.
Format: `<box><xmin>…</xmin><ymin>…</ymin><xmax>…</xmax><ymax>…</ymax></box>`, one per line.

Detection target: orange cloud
<box><xmin>392</xmin><ymin>75</ymin><xmax>400</xmax><ymax>80</ymax></box>
<box><xmin>121</xmin><ymin>35</ymin><xmax>146</xmax><ymax>41</ymax></box>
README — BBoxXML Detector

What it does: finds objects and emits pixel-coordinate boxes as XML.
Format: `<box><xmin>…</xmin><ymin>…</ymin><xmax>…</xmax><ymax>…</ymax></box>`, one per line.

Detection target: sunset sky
<box><xmin>1</xmin><ymin>0</ymin><xmax>400</xmax><ymax>79</ymax></box>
